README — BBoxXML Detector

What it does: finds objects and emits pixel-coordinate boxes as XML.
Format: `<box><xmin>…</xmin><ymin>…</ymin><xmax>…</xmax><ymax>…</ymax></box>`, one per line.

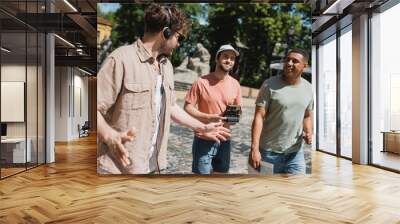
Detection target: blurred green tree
<box><xmin>110</xmin><ymin>4</ymin><xmax>204</xmax><ymax>68</ymax></box>
<box><xmin>106</xmin><ymin>3</ymin><xmax>311</xmax><ymax>88</ymax></box>
<box><xmin>206</xmin><ymin>3</ymin><xmax>311</xmax><ymax>87</ymax></box>
<box><xmin>112</xmin><ymin>4</ymin><xmax>148</xmax><ymax>48</ymax></box>
<box><xmin>97</xmin><ymin>4</ymin><xmax>115</xmax><ymax>23</ymax></box>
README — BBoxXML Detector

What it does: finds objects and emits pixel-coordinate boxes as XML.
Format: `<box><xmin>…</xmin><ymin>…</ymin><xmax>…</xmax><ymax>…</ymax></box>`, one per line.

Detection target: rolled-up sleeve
<box><xmin>235</xmin><ymin>81</ymin><xmax>242</xmax><ymax>106</ymax></box>
<box><xmin>171</xmin><ymin>90</ymin><xmax>177</xmax><ymax>106</ymax></box>
<box><xmin>97</xmin><ymin>56</ymin><xmax>124</xmax><ymax>115</ymax></box>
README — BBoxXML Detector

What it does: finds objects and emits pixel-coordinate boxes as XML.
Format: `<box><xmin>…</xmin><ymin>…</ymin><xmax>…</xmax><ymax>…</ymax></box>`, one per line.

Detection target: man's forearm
<box><xmin>171</xmin><ymin>104</ymin><xmax>204</xmax><ymax>131</ymax></box>
<box><xmin>251</xmin><ymin>115</ymin><xmax>263</xmax><ymax>151</ymax></box>
<box><xmin>303</xmin><ymin>115</ymin><xmax>313</xmax><ymax>134</ymax></box>
<box><xmin>184</xmin><ymin>103</ymin><xmax>210</xmax><ymax>123</ymax></box>
<box><xmin>97</xmin><ymin>110</ymin><xmax>114</xmax><ymax>143</ymax></box>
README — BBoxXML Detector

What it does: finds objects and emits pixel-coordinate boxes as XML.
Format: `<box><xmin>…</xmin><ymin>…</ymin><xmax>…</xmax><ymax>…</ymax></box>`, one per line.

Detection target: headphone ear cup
<box><xmin>163</xmin><ymin>27</ymin><xmax>172</xmax><ymax>39</ymax></box>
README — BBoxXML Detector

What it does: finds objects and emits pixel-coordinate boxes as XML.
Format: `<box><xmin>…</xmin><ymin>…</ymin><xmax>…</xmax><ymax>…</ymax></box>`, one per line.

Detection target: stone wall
<box><xmin>174</xmin><ymin>81</ymin><xmax>259</xmax><ymax>99</ymax></box>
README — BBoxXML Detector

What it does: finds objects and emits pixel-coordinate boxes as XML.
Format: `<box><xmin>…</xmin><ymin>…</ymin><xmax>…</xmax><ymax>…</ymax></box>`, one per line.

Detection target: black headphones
<box><xmin>162</xmin><ymin>7</ymin><xmax>173</xmax><ymax>39</ymax></box>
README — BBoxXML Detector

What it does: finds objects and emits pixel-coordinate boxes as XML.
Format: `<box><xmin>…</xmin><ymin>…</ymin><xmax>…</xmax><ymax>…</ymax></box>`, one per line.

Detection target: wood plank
<box><xmin>0</xmin><ymin>134</ymin><xmax>399</xmax><ymax>223</ymax></box>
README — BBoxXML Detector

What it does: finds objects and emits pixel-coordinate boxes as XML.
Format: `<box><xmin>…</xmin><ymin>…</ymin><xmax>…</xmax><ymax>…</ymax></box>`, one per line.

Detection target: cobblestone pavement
<box><xmin>165</xmin><ymin>91</ymin><xmax>311</xmax><ymax>174</ymax></box>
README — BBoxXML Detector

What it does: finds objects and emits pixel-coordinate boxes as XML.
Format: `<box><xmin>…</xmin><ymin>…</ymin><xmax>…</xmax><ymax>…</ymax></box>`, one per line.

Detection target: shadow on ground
<box><xmin>166</xmin><ymin>97</ymin><xmax>311</xmax><ymax>174</ymax></box>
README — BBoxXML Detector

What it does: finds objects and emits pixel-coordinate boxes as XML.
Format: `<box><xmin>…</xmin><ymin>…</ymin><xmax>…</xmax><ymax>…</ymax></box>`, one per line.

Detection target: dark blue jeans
<box><xmin>260</xmin><ymin>142</ymin><xmax>305</xmax><ymax>174</ymax></box>
<box><xmin>192</xmin><ymin>136</ymin><xmax>231</xmax><ymax>174</ymax></box>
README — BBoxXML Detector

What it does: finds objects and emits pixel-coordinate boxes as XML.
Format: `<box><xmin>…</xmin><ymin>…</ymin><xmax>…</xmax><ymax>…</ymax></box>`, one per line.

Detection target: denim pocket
<box><xmin>261</xmin><ymin>149</ymin><xmax>281</xmax><ymax>164</ymax></box>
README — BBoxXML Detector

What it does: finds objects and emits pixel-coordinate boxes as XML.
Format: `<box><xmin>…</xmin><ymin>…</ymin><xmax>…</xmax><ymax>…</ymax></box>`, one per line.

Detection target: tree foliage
<box><xmin>110</xmin><ymin>4</ymin><xmax>203</xmax><ymax>67</ymax></box>
<box><xmin>97</xmin><ymin>5</ymin><xmax>115</xmax><ymax>24</ymax></box>
<box><xmin>104</xmin><ymin>3</ymin><xmax>311</xmax><ymax>88</ymax></box>
<box><xmin>205</xmin><ymin>3</ymin><xmax>311</xmax><ymax>87</ymax></box>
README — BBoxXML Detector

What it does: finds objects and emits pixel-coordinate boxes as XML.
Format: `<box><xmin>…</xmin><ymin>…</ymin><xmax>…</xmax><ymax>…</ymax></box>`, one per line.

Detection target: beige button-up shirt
<box><xmin>97</xmin><ymin>39</ymin><xmax>176</xmax><ymax>174</ymax></box>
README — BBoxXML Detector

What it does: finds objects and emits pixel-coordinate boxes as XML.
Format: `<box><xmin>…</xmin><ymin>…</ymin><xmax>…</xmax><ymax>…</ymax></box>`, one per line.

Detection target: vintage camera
<box><xmin>223</xmin><ymin>105</ymin><xmax>242</xmax><ymax>124</ymax></box>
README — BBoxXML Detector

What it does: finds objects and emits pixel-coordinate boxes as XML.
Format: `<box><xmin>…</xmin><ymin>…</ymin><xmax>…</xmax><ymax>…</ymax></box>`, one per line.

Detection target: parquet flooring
<box><xmin>1</xmin><ymin>167</ymin><xmax>26</xmax><ymax>177</ymax></box>
<box><xmin>1</xmin><ymin>134</ymin><xmax>400</xmax><ymax>223</ymax></box>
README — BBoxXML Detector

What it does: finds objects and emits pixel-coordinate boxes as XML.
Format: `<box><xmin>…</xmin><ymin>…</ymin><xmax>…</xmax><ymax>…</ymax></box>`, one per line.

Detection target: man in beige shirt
<box><xmin>97</xmin><ymin>4</ymin><xmax>230</xmax><ymax>174</ymax></box>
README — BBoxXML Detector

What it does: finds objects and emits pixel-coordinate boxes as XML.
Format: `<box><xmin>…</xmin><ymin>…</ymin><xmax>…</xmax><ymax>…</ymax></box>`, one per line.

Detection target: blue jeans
<box><xmin>192</xmin><ymin>136</ymin><xmax>231</xmax><ymax>174</ymax></box>
<box><xmin>260</xmin><ymin>142</ymin><xmax>305</xmax><ymax>174</ymax></box>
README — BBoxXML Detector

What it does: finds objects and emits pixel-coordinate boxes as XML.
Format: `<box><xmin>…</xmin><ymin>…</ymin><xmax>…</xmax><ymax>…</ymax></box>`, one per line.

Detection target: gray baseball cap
<box><xmin>216</xmin><ymin>44</ymin><xmax>240</xmax><ymax>57</ymax></box>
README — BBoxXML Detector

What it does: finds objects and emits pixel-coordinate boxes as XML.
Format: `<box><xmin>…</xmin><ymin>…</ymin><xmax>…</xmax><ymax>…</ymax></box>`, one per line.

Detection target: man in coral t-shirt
<box><xmin>184</xmin><ymin>44</ymin><xmax>242</xmax><ymax>174</ymax></box>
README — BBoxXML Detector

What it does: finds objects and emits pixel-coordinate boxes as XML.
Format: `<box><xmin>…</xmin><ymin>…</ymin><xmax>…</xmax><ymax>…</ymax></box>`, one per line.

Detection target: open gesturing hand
<box><xmin>104</xmin><ymin>128</ymin><xmax>136</xmax><ymax>167</ymax></box>
<box><xmin>195</xmin><ymin>121</ymin><xmax>230</xmax><ymax>142</ymax></box>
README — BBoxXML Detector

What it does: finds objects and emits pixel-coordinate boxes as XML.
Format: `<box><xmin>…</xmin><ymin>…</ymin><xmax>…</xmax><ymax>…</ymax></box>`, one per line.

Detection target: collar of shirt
<box><xmin>136</xmin><ymin>38</ymin><xmax>168</xmax><ymax>65</ymax></box>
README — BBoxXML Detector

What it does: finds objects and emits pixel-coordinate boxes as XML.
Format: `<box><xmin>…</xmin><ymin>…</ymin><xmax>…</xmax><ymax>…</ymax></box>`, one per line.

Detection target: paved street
<box><xmin>165</xmin><ymin>90</ymin><xmax>311</xmax><ymax>174</ymax></box>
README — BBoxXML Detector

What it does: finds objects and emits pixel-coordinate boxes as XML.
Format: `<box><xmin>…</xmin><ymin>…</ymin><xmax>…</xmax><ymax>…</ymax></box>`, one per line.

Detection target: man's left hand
<box><xmin>303</xmin><ymin>132</ymin><xmax>312</xmax><ymax>145</ymax></box>
<box><xmin>195</xmin><ymin>122</ymin><xmax>231</xmax><ymax>142</ymax></box>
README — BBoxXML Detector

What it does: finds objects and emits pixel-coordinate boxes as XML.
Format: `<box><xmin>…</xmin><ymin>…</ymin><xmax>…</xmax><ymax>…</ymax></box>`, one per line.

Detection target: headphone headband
<box><xmin>164</xmin><ymin>7</ymin><xmax>172</xmax><ymax>29</ymax></box>
<box><xmin>163</xmin><ymin>6</ymin><xmax>173</xmax><ymax>39</ymax></box>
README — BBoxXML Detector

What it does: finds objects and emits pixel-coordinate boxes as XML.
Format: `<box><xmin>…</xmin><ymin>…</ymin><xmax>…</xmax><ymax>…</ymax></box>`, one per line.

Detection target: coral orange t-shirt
<box><xmin>185</xmin><ymin>74</ymin><xmax>242</xmax><ymax>115</ymax></box>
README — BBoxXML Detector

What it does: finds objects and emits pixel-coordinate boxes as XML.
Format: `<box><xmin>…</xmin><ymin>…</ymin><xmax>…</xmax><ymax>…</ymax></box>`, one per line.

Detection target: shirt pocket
<box><xmin>122</xmin><ymin>83</ymin><xmax>151</xmax><ymax>110</ymax></box>
<box><xmin>162</xmin><ymin>78</ymin><xmax>173</xmax><ymax>105</ymax></box>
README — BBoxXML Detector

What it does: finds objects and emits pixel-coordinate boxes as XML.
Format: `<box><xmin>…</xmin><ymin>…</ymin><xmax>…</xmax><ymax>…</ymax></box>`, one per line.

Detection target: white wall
<box><xmin>1</xmin><ymin>65</ymin><xmax>29</xmax><ymax>138</ymax></box>
<box><xmin>54</xmin><ymin>67</ymin><xmax>89</xmax><ymax>141</ymax></box>
<box><xmin>1</xmin><ymin>82</ymin><xmax>25</xmax><ymax>122</ymax></box>
<box><xmin>1</xmin><ymin>63</ymin><xmax>46</xmax><ymax>164</ymax></box>
<box><xmin>55</xmin><ymin>66</ymin><xmax>69</xmax><ymax>141</ymax></box>
<box><xmin>70</xmin><ymin>70</ymin><xmax>89</xmax><ymax>139</ymax></box>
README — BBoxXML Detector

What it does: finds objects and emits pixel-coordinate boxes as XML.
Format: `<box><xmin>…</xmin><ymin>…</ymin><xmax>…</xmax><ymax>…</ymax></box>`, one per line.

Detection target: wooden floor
<box><xmin>1</xmin><ymin>135</ymin><xmax>400</xmax><ymax>223</ymax></box>
<box><xmin>1</xmin><ymin>163</ymin><xmax>45</xmax><ymax>178</ymax></box>
<box><xmin>1</xmin><ymin>167</ymin><xmax>26</xmax><ymax>177</ymax></box>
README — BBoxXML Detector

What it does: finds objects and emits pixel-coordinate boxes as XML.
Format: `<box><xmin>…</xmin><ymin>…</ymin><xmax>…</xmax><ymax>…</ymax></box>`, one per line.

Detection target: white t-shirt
<box><xmin>148</xmin><ymin>74</ymin><xmax>163</xmax><ymax>169</ymax></box>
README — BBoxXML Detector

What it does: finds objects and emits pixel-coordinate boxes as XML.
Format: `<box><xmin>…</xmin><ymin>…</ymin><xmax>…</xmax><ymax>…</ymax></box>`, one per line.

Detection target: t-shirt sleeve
<box><xmin>184</xmin><ymin>80</ymin><xmax>201</xmax><ymax>106</ymax></box>
<box><xmin>307</xmin><ymin>95</ymin><xmax>314</xmax><ymax>111</ymax></box>
<box><xmin>97</xmin><ymin>56</ymin><xmax>123</xmax><ymax>116</ymax></box>
<box><xmin>234</xmin><ymin>81</ymin><xmax>242</xmax><ymax>106</ymax></box>
<box><xmin>255</xmin><ymin>80</ymin><xmax>270</xmax><ymax>108</ymax></box>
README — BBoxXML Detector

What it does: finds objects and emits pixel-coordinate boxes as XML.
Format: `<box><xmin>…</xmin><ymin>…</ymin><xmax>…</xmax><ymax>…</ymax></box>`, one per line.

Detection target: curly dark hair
<box><xmin>144</xmin><ymin>4</ymin><xmax>190</xmax><ymax>36</ymax></box>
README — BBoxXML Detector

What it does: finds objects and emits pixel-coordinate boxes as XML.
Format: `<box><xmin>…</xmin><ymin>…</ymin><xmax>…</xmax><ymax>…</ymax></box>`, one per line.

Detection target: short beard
<box><xmin>218</xmin><ymin>64</ymin><xmax>232</xmax><ymax>73</ymax></box>
<box><xmin>284</xmin><ymin>70</ymin><xmax>300</xmax><ymax>79</ymax></box>
<box><xmin>159</xmin><ymin>42</ymin><xmax>172</xmax><ymax>57</ymax></box>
